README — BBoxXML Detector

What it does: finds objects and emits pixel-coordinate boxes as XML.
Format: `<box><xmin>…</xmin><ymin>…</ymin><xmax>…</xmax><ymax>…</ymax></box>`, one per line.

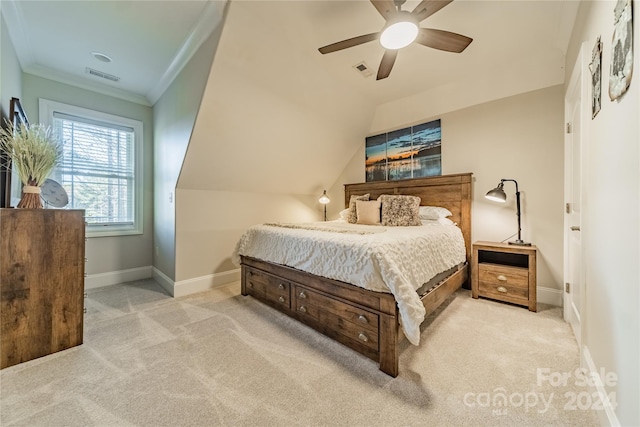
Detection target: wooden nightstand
<box><xmin>471</xmin><ymin>241</ymin><xmax>537</xmax><ymax>312</ymax></box>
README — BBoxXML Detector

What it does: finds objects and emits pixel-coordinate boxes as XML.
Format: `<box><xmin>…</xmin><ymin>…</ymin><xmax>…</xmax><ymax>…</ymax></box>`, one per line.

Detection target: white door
<box><xmin>564</xmin><ymin>48</ymin><xmax>585</xmax><ymax>345</ymax></box>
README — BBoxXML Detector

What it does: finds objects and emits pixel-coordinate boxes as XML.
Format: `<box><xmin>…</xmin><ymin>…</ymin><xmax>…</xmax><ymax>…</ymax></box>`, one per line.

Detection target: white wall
<box><xmin>337</xmin><ymin>86</ymin><xmax>566</xmax><ymax>303</ymax></box>
<box><xmin>153</xmin><ymin>19</ymin><xmax>224</xmax><ymax>283</ymax></box>
<box><xmin>0</xmin><ymin>13</ymin><xmax>22</xmax><ymax>121</ymax></box>
<box><xmin>173</xmin><ymin>1</ymin><xmax>376</xmax><ymax>286</ymax></box>
<box><xmin>565</xmin><ymin>1</ymin><xmax>639</xmax><ymax>426</ymax></box>
<box><xmin>21</xmin><ymin>74</ymin><xmax>154</xmax><ymax>280</ymax></box>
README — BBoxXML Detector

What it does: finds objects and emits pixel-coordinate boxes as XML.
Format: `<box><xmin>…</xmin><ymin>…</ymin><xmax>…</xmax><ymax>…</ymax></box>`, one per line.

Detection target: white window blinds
<box><xmin>53</xmin><ymin>111</ymin><xmax>135</xmax><ymax>226</ymax></box>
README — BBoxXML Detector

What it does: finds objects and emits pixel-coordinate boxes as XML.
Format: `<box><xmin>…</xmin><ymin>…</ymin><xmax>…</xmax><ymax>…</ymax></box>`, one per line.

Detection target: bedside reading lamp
<box><xmin>485</xmin><ymin>179</ymin><xmax>531</xmax><ymax>246</ymax></box>
<box><xmin>319</xmin><ymin>190</ymin><xmax>330</xmax><ymax>221</ymax></box>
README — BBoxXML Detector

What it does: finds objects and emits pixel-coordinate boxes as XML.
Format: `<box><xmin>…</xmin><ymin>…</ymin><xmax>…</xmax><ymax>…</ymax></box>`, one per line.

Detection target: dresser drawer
<box><xmin>478</xmin><ymin>263</ymin><xmax>528</xmax><ymax>303</ymax></box>
<box><xmin>293</xmin><ymin>285</ymin><xmax>379</xmax><ymax>350</ymax></box>
<box><xmin>245</xmin><ymin>267</ymin><xmax>291</xmax><ymax>309</ymax></box>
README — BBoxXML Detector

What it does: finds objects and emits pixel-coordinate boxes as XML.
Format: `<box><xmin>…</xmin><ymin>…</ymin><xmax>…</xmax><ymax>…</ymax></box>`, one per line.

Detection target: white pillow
<box><xmin>421</xmin><ymin>217</ymin><xmax>456</xmax><ymax>226</ymax></box>
<box><xmin>419</xmin><ymin>206</ymin><xmax>453</xmax><ymax>220</ymax></box>
<box><xmin>356</xmin><ymin>200</ymin><xmax>381</xmax><ymax>225</ymax></box>
<box><xmin>338</xmin><ymin>208</ymin><xmax>349</xmax><ymax>220</ymax></box>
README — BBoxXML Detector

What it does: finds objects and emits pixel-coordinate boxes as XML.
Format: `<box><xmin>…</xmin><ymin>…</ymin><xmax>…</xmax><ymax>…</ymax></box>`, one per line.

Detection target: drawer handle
<box><xmin>248</xmin><ymin>281</ymin><xmax>254</xmax><ymax>288</ymax></box>
<box><xmin>278</xmin><ymin>296</ymin><xmax>285</xmax><ymax>303</ymax></box>
<box><xmin>278</xmin><ymin>283</ymin><xmax>285</xmax><ymax>290</ymax></box>
<box><xmin>358</xmin><ymin>315</ymin><xmax>368</xmax><ymax>324</ymax></box>
<box><xmin>299</xmin><ymin>291</ymin><xmax>307</xmax><ymax>299</ymax></box>
<box><xmin>358</xmin><ymin>333</ymin><xmax>369</xmax><ymax>342</ymax></box>
<box><xmin>496</xmin><ymin>286</ymin><xmax>508</xmax><ymax>293</ymax></box>
<box><xmin>497</xmin><ymin>275</ymin><xmax>507</xmax><ymax>282</ymax></box>
<box><xmin>299</xmin><ymin>305</ymin><xmax>307</xmax><ymax>313</ymax></box>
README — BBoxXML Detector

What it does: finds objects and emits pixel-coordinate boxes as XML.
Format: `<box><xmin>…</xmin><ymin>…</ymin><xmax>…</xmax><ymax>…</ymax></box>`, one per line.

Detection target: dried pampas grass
<box><xmin>0</xmin><ymin>121</ymin><xmax>62</xmax><ymax>208</ymax></box>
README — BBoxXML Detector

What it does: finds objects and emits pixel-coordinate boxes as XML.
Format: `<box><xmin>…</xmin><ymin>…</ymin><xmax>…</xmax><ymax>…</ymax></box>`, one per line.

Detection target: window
<box><xmin>40</xmin><ymin>99</ymin><xmax>143</xmax><ymax>237</ymax></box>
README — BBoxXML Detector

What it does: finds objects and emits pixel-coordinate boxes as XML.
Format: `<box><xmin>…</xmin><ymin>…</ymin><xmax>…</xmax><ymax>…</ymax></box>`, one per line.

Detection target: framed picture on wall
<box><xmin>590</xmin><ymin>36</ymin><xmax>603</xmax><ymax>118</ymax></box>
<box><xmin>365</xmin><ymin>133</ymin><xmax>387</xmax><ymax>182</ymax></box>
<box><xmin>1</xmin><ymin>97</ymin><xmax>29</xmax><ymax>208</ymax></box>
<box><xmin>365</xmin><ymin>119</ymin><xmax>442</xmax><ymax>182</ymax></box>
<box><xmin>609</xmin><ymin>0</ymin><xmax>633</xmax><ymax>100</ymax></box>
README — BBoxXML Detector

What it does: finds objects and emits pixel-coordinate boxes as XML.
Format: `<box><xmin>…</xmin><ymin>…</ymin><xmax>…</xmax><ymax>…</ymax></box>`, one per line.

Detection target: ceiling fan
<box><xmin>318</xmin><ymin>0</ymin><xmax>473</xmax><ymax>80</ymax></box>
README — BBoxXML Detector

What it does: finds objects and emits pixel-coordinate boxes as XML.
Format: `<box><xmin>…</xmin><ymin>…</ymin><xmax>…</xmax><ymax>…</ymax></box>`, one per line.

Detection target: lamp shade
<box><xmin>485</xmin><ymin>179</ymin><xmax>531</xmax><ymax>246</ymax></box>
<box><xmin>380</xmin><ymin>12</ymin><xmax>419</xmax><ymax>50</ymax></box>
<box><xmin>485</xmin><ymin>183</ymin><xmax>506</xmax><ymax>203</ymax></box>
<box><xmin>319</xmin><ymin>190</ymin><xmax>330</xmax><ymax>204</ymax></box>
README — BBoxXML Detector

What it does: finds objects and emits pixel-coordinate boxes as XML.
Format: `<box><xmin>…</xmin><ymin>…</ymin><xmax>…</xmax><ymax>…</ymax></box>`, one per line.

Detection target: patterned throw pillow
<box><xmin>347</xmin><ymin>194</ymin><xmax>370</xmax><ymax>223</ymax></box>
<box><xmin>379</xmin><ymin>195</ymin><xmax>422</xmax><ymax>226</ymax></box>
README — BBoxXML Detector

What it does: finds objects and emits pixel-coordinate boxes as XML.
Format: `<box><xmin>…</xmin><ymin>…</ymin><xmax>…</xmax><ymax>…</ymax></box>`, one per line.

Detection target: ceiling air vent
<box><xmin>353</xmin><ymin>61</ymin><xmax>373</xmax><ymax>78</ymax></box>
<box><xmin>85</xmin><ymin>67</ymin><xmax>120</xmax><ymax>82</ymax></box>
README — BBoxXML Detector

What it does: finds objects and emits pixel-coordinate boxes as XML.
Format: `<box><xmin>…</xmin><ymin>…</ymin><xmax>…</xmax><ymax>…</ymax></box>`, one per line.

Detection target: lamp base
<box><xmin>509</xmin><ymin>239</ymin><xmax>532</xmax><ymax>246</ymax></box>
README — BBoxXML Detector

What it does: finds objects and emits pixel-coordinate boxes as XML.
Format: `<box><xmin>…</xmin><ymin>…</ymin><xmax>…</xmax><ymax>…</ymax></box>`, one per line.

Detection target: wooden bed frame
<box><xmin>240</xmin><ymin>173</ymin><xmax>472</xmax><ymax>377</ymax></box>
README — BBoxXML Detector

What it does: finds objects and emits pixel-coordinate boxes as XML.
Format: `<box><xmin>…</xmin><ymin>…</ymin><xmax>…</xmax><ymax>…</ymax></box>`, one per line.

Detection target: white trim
<box><xmin>146</xmin><ymin>0</ymin><xmax>227</xmax><ymax>104</ymax></box>
<box><xmin>1</xmin><ymin>0</ymin><xmax>36</xmax><ymax>70</ymax></box>
<box><xmin>150</xmin><ymin>267</ymin><xmax>241</xmax><ymax>298</ymax></box>
<box><xmin>173</xmin><ymin>269</ymin><xmax>241</xmax><ymax>298</ymax></box>
<box><xmin>25</xmin><ymin>65</ymin><xmax>151</xmax><ymax>106</ymax></box>
<box><xmin>152</xmin><ymin>267</ymin><xmax>176</xmax><ymax>297</ymax></box>
<box><xmin>39</xmin><ymin>98</ymin><xmax>144</xmax><ymax>237</ymax></box>
<box><xmin>582</xmin><ymin>346</ymin><xmax>620</xmax><ymax>427</ymax></box>
<box><xmin>85</xmin><ymin>266</ymin><xmax>152</xmax><ymax>290</ymax></box>
<box><xmin>537</xmin><ymin>286</ymin><xmax>563</xmax><ymax>307</ymax></box>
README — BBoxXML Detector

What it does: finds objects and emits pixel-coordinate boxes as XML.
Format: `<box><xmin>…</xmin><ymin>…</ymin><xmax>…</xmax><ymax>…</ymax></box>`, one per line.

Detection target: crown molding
<box><xmin>3</xmin><ymin>0</ymin><xmax>226</xmax><ymax>107</ymax></box>
<box><xmin>146</xmin><ymin>0</ymin><xmax>227</xmax><ymax>105</ymax></box>
<box><xmin>24</xmin><ymin>64</ymin><xmax>152</xmax><ymax>106</ymax></box>
<box><xmin>1</xmin><ymin>0</ymin><xmax>36</xmax><ymax>67</ymax></box>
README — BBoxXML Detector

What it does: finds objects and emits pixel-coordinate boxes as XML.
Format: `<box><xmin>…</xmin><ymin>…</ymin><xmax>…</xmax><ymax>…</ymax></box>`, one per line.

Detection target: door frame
<box><xmin>563</xmin><ymin>43</ymin><xmax>588</xmax><ymax>350</ymax></box>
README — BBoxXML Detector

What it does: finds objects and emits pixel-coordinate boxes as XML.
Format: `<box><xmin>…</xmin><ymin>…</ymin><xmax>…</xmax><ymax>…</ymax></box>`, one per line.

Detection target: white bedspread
<box><xmin>231</xmin><ymin>221</ymin><xmax>466</xmax><ymax>345</ymax></box>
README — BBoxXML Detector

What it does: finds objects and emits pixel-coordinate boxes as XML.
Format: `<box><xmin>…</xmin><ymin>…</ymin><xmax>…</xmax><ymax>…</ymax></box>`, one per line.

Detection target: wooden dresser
<box><xmin>471</xmin><ymin>241</ymin><xmax>537</xmax><ymax>312</ymax></box>
<box><xmin>0</xmin><ymin>209</ymin><xmax>86</xmax><ymax>369</ymax></box>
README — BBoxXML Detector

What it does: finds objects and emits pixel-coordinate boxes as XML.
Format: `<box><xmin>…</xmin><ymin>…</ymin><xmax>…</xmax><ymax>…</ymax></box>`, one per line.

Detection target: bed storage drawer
<box><xmin>478</xmin><ymin>263</ymin><xmax>528</xmax><ymax>304</ymax></box>
<box><xmin>244</xmin><ymin>267</ymin><xmax>291</xmax><ymax>309</ymax></box>
<box><xmin>293</xmin><ymin>285</ymin><xmax>379</xmax><ymax>351</ymax></box>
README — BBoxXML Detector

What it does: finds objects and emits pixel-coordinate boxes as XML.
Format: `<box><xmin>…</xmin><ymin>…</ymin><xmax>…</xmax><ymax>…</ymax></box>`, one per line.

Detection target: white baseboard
<box><xmin>151</xmin><ymin>267</ymin><xmax>241</xmax><ymax>298</ymax></box>
<box><xmin>152</xmin><ymin>267</ymin><xmax>176</xmax><ymax>297</ymax></box>
<box><xmin>173</xmin><ymin>269</ymin><xmax>241</xmax><ymax>297</ymax></box>
<box><xmin>85</xmin><ymin>266</ymin><xmax>152</xmax><ymax>290</ymax></box>
<box><xmin>582</xmin><ymin>346</ymin><xmax>620</xmax><ymax>426</ymax></box>
<box><xmin>537</xmin><ymin>286</ymin><xmax>563</xmax><ymax>307</ymax></box>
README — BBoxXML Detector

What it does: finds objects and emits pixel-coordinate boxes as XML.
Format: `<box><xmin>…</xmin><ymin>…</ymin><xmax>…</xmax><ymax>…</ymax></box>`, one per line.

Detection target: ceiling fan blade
<box><xmin>416</xmin><ymin>28</ymin><xmax>472</xmax><ymax>53</ymax></box>
<box><xmin>318</xmin><ymin>32</ymin><xmax>380</xmax><ymax>54</ymax></box>
<box><xmin>377</xmin><ymin>49</ymin><xmax>398</xmax><ymax>80</ymax></box>
<box><xmin>411</xmin><ymin>0</ymin><xmax>453</xmax><ymax>22</ymax></box>
<box><xmin>370</xmin><ymin>0</ymin><xmax>397</xmax><ymax>20</ymax></box>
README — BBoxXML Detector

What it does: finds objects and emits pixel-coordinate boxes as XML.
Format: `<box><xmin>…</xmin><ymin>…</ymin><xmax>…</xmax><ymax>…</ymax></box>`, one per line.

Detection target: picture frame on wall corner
<box><xmin>609</xmin><ymin>0</ymin><xmax>633</xmax><ymax>101</ymax></box>
<box><xmin>589</xmin><ymin>36</ymin><xmax>603</xmax><ymax>119</ymax></box>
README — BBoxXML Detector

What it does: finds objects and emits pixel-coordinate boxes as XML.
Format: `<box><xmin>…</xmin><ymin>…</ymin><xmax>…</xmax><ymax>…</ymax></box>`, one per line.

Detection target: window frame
<box><xmin>39</xmin><ymin>99</ymin><xmax>144</xmax><ymax>238</ymax></box>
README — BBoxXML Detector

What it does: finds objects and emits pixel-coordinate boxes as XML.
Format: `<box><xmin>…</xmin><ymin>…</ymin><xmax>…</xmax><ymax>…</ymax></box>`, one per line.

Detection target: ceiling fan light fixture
<box><xmin>380</xmin><ymin>12</ymin><xmax>419</xmax><ymax>50</ymax></box>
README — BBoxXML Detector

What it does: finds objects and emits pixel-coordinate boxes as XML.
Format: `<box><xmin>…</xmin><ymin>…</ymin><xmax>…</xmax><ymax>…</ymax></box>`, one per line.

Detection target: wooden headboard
<box><xmin>344</xmin><ymin>173</ymin><xmax>473</xmax><ymax>263</ymax></box>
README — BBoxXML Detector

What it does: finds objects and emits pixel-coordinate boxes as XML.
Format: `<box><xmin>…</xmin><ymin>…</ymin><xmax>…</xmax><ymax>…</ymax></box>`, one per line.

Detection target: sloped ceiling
<box><xmin>178</xmin><ymin>0</ymin><xmax>578</xmax><ymax>195</ymax></box>
<box><xmin>178</xmin><ymin>0</ymin><xmax>378</xmax><ymax>195</ymax></box>
<box><xmin>2</xmin><ymin>0</ymin><xmax>225</xmax><ymax>105</ymax></box>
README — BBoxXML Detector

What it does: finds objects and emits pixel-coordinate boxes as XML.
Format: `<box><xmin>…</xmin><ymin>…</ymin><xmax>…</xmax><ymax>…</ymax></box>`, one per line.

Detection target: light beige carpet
<box><xmin>0</xmin><ymin>279</ymin><xmax>600</xmax><ymax>426</ymax></box>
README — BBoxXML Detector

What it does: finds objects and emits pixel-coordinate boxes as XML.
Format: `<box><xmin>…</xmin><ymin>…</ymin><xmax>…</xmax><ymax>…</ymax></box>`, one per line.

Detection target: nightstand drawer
<box><xmin>478</xmin><ymin>263</ymin><xmax>528</xmax><ymax>302</ymax></box>
<box><xmin>478</xmin><ymin>263</ymin><xmax>528</xmax><ymax>288</ymax></box>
